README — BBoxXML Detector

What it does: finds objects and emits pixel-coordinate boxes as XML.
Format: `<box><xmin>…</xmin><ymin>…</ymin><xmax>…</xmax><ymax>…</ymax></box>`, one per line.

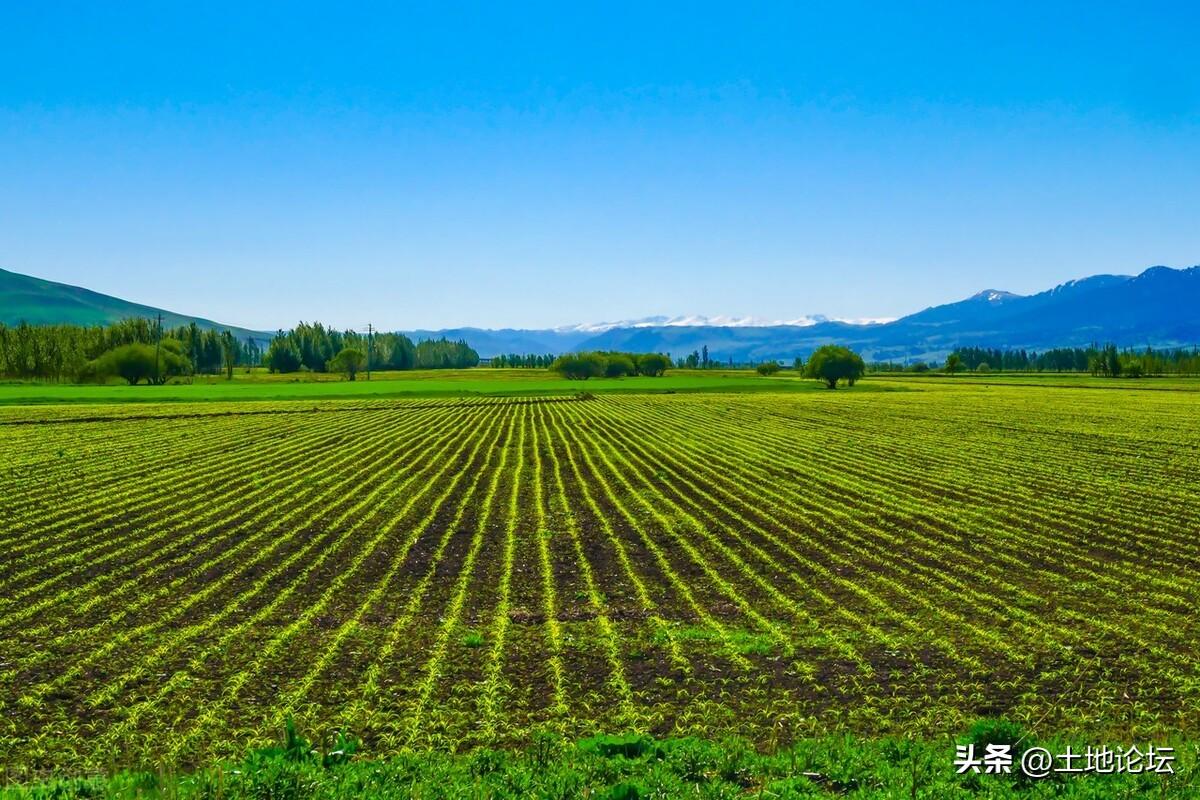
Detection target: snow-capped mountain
<box><xmin>526</xmin><ymin>265</ymin><xmax>1200</xmax><ymax>361</ymax></box>
<box><xmin>967</xmin><ymin>290</ymin><xmax>1023</xmax><ymax>303</ymax></box>
<box><xmin>557</xmin><ymin>313</ymin><xmax>896</xmax><ymax>334</ymax></box>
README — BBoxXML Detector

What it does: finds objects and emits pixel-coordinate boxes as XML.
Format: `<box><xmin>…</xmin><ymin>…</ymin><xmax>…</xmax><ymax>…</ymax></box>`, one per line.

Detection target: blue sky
<box><xmin>2</xmin><ymin>2</ymin><xmax>1198</xmax><ymax>330</ymax></box>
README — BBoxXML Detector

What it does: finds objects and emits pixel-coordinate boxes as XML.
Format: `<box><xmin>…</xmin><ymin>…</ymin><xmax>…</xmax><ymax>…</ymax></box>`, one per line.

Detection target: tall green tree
<box><xmin>634</xmin><ymin>353</ymin><xmax>670</xmax><ymax>377</ymax></box>
<box><xmin>1105</xmin><ymin>343</ymin><xmax>1122</xmax><ymax>377</ymax></box>
<box><xmin>265</xmin><ymin>335</ymin><xmax>302</xmax><ymax>373</ymax></box>
<box><xmin>220</xmin><ymin>331</ymin><xmax>237</xmax><ymax>380</ymax></box>
<box><xmin>804</xmin><ymin>345</ymin><xmax>865</xmax><ymax>389</ymax></box>
<box><xmin>329</xmin><ymin>347</ymin><xmax>366</xmax><ymax>380</ymax></box>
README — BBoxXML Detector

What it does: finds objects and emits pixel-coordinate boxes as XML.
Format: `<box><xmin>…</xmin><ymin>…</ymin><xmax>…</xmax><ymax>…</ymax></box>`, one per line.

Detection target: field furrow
<box><xmin>4</xmin><ymin>383</ymin><xmax>1199</xmax><ymax>772</ymax></box>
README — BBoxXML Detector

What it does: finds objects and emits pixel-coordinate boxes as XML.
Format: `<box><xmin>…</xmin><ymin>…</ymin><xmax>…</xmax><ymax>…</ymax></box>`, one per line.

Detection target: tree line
<box><xmin>867</xmin><ymin>345</ymin><xmax>1200</xmax><ymax>376</ymax></box>
<box><xmin>676</xmin><ymin>345</ymin><xmax>731</xmax><ymax>369</ymax></box>
<box><xmin>0</xmin><ymin>317</ymin><xmax>480</xmax><ymax>383</ymax></box>
<box><xmin>264</xmin><ymin>322</ymin><xmax>478</xmax><ymax>375</ymax></box>
<box><xmin>0</xmin><ymin>319</ymin><xmax>261</xmax><ymax>382</ymax></box>
<box><xmin>490</xmin><ymin>353</ymin><xmax>556</xmax><ymax>368</ymax></box>
<box><xmin>948</xmin><ymin>345</ymin><xmax>1200</xmax><ymax>376</ymax></box>
<box><xmin>550</xmin><ymin>351</ymin><xmax>671</xmax><ymax>379</ymax></box>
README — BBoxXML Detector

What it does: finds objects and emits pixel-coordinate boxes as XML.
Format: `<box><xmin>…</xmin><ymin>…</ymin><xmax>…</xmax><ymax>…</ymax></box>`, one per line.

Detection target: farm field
<box><xmin>3</xmin><ymin>367</ymin><xmax>1197</xmax><ymax>407</ymax></box>
<box><xmin>0</xmin><ymin>368</ymin><xmax>842</xmax><ymax>405</ymax></box>
<box><xmin>878</xmin><ymin>372</ymin><xmax>1200</xmax><ymax>391</ymax></box>
<box><xmin>2</xmin><ymin>381</ymin><xmax>1200</xmax><ymax>777</ymax></box>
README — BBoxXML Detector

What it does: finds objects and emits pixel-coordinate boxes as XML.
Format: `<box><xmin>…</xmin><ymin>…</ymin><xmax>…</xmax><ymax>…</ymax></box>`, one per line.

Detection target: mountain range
<box><xmin>404</xmin><ymin>265</ymin><xmax>1200</xmax><ymax>361</ymax></box>
<box><xmin>2</xmin><ymin>265</ymin><xmax>1197</xmax><ymax>362</ymax></box>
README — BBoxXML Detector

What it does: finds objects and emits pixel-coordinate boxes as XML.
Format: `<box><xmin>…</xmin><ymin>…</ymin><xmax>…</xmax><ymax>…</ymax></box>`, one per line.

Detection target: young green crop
<box><xmin>2</xmin><ymin>381</ymin><xmax>1199</xmax><ymax>774</ymax></box>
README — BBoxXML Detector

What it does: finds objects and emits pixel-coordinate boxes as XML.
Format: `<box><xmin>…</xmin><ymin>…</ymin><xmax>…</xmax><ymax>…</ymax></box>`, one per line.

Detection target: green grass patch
<box><xmin>3</xmin><ymin>727</ymin><xmax>1194</xmax><ymax>798</ymax></box>
<box><xmin>0</xmin><ymin>368</ymin><xmax>907</xmax><ymax>404</ymax></box>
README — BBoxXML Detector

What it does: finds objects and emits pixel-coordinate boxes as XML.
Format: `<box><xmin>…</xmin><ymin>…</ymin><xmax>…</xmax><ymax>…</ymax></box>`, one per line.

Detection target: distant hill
<box><xmin>0</xmin><ymin>268</ymin><xmax>270</xmax><ymax>343</ymax></box>
<box><xmin>409</xmin><ymin>265</ymin><xmax>1200</xmax><ymax>361</ymax></box>
<box><xmin>6</xmin><ymin>264</ymin><xmax>1198</xmax><ymax>362</ymax></box>
<box><xmin>829</xmin><ymin>265</ymin><xmax>1200</xmax><ymax>361</ymax></box>
<box><xmin>549</xmin><ymin>265</ymin><xmax>1199</xmax><ymax>362</ymax></box>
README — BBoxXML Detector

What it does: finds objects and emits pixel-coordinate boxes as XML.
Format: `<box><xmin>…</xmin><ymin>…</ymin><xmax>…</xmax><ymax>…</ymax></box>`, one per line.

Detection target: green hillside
<box><xmin>0</xmin><ymin>267</ymin><xmax>268</xmax><ymax>341</ymax></box>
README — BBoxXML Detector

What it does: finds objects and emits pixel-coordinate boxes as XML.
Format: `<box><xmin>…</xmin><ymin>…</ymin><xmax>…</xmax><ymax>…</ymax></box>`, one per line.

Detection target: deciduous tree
<box><xmin>804</xmin><ymin>345</ymin><xmax>865</xmax><ymax>389</ymax></box>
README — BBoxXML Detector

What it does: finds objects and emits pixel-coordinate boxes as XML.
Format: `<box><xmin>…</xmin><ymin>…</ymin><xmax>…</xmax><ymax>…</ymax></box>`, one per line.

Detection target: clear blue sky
<box><xmin>2</xmin><ymin>2</ymin><xmax>1198</xmax><ymax>330</ymax></box>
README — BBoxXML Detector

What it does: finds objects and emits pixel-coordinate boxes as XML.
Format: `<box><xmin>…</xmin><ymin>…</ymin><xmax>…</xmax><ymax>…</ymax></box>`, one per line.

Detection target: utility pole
<box><xmin>154</xmin><ymin>313</ymin><xmax>163</xmax><ymax>385</ymax></box>
<box><xmin>366</xmin><ymin>323</ymin><xmax>373</xmax><ymax>381</ymax></box>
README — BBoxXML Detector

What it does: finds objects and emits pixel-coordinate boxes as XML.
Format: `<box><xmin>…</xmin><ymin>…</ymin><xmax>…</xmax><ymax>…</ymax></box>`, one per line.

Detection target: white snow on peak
<box><xmin>1048</xmin><ymin>274</ymin><xmax>1131</xmax><ymax>294</ymax></box>
<box><xmin>555</xmin><ymin>314</ymin><xmax>895</xmax><ymax>333</ymax></box>
<box><xmin>968</xmin><ymin>289</ymin><xmax>1022</xmax><ymax>303</ymax></box>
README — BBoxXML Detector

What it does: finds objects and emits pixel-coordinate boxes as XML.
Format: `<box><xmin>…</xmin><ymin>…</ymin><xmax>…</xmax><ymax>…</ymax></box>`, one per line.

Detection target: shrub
<box><xmin>604</xmin><ymin>353</ymin><xmax>636</xmax><ymax>378</ymax></box>
<box><xmin>551</xmin><ymin>352</ymin><xmax>608</xmax><ymax>380</ymax></box>
<box><xmin>550</xmin><ymin>352</ymin><xmax>670</xmax><ymax>379</ymax></box>
<box><xmin>328</xmin><ymin>347</ymin><xmax>366</xmax><ymax>381</ymax></box>
<box><xmin>634</xmin><ymin>353</ymin><xmax>670</xmax><ymax>377</ymax></box>
<box><xmin>756</xmin><ymin>362</ymin><xmax>781</xmax><ymax>376</ymax></box>
<box><xmin>89</xmin><ymin>340</ymin><xmax>190</xmax><ymax>385</ymax></box>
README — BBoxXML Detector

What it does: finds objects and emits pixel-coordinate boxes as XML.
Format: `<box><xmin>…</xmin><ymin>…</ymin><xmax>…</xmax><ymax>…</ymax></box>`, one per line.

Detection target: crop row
<box><xmin>2</xmin><ymin>384</ymin><xmax>1198</xmax><ymax>773</ymax></box>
